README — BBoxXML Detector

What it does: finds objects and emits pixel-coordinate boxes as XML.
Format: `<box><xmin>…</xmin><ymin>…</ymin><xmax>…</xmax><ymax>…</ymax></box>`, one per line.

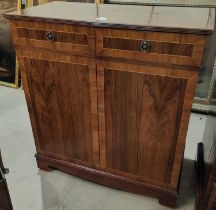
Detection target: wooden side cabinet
<box><xmin>4</xmin><ymin>2</ymin><xmax>215</xmax><ymax>208</ymax></box>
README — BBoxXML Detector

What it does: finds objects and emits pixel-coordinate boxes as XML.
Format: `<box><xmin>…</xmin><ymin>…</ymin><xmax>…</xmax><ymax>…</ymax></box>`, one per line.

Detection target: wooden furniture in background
<box><xmin>0</xmin><ymin>0</ymin><xmax>20</xmax><ymax>88</ymax></box>
<box><xmin>4</xmin><ymin>2</ymin><xmax>215</xmax><ymax>207</ymax></box>
<box><xmin>103</xmin><ymin>0</ymin><xmax>216</xmax><ymax>7</ymax></box>
<box><xmin>0</xmin><ymin>150</ymin><xmax>13</xmax><ymax>210</ymax></box>
<box><xmin>195</xmin><ymin>111</ymin><xmax>216</xmax><ymax>210</ymax></box>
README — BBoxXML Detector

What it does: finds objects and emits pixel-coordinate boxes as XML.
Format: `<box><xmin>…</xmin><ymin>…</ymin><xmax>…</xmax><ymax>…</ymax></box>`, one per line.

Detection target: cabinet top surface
<box><xmin>4</xmin><ymin>1</ymin><xmax>215</xmax><ymax>34</ymax></box>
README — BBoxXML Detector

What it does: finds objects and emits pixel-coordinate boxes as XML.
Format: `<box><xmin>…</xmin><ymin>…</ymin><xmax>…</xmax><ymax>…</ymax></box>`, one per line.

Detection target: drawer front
<box><xmin>96</xmin><ymin>28</ymin><xmax>206</xmax><ymax>67</ymax></box>
<box><xmin>10</xmin><ymin>20</ymin><xmax>95</xmax><ymax>56</ymax></box>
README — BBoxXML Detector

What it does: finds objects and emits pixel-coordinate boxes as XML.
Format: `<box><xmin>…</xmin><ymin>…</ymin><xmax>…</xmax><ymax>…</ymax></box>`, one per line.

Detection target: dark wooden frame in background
<box><xmin>0</xmin><ymin>0</ymin><xmax>21</xmax><ymax>88</ymax></box>
<box><xmin>0</xmin><ymin>150</ymin><xmax>13</xmax><ymax>210</ymax></box>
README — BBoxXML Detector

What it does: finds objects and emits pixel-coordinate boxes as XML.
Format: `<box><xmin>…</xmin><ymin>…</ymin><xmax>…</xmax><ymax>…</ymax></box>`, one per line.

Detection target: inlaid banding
<box><xmin>103</xmin><ymin>37</ymin><xmax>193</xmax><ymax>56</ymax></box>
<box><xmin>17</xmin><ymin>28</ymin><xmax>88</xmax><ymax>45</ymax></box>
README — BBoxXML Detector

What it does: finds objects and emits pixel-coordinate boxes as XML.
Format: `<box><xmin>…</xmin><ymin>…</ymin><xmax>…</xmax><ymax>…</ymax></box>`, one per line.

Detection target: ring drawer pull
<box><xmin>140</xmin><ymin>41</ymin><xmax>151</xmax><ymax>52</ymax></box>
<box><xmin>46</xmin><ymin>31</ymin><xmax>56</xmax><ymax>42</ymax></box>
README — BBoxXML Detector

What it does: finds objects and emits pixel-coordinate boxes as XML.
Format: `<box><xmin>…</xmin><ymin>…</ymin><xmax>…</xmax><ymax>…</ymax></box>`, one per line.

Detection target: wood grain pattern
<box><xmin>97</xmin><ymin>60</ymin><xmax>198</xmax><ymax>190</ymax></box>
<box><xmin>10</xmin><ymin>20</ymin><xmax>95</xmax><ymax>57</ymax></box>
<box><xmin>17</xmin><ymin>28</ymin><xmax>88</xmax><ymax>45</ymax></box>
<box><xmin>103</xmin><ymin>37</ymin><xmax>194</xmax><ymax>56</ymax></box>
<box><xmin>104</xmin><ymin>69</ymin><xmax>186</xmax><ymax>183</ymax></box>
<box><xmin>4</xmin><ymin>2</ymin><xmax>215</xmax><ymax>34</ymax></box>
<box><xmin>17</xmin><ymin>49</ymin><xmax>99</xmax><ymax>167</ymax></box>
<box><xmin>25</xmin><ymin>59</ymin><xmax>92</xmax><ymax>161</ymax></box>
<box><xmin>207</xmin><ymin>183</ymin><xmax>216</xmax><ymax>210</ymax></box>
<box><xmin>97</xmin><ymin>28</ymin><xmax>206</xmax><ymax>67</ymax></box>
<box><xmin>17</xmin><ymin>55</ymin><xmax>42</xmax><ymax>153</ymax></box>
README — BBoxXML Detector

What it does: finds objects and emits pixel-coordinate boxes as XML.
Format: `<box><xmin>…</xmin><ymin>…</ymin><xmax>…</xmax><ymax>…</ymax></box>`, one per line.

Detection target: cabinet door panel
<box><xmin>18</xmin><ymin>50</ymin><xmax>98</xmax><ymax>167</ymax></box>
<box><xmin>97</xmin><ymin>61</ymin><xmax>198</xmax><ymax>188</ymax></box>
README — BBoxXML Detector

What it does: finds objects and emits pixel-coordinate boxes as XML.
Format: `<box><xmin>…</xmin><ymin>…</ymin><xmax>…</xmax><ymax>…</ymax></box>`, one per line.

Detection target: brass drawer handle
<box><xmin>140</xmin><ymin>41</ymin><xmax>151</xmax><ymax>52</ymax></box>
<box><xmin>46</xmin><ymin>31</ymin><xmax>56</xmax><ymax>42</ymax></box>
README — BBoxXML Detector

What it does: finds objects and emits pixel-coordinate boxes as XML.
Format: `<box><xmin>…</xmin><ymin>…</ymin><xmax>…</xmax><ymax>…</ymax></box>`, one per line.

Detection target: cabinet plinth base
<box><xmin>36</xmin><ymin>153</ymin><xmax>177</xmax><ymax>208</ymax></box>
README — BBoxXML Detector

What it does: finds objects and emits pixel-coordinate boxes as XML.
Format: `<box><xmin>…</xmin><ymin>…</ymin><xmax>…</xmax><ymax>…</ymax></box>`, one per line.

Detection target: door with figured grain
<box><xmin>97</xmin><ymin>60</ymin><xmax>198</xmax><ymax>189</ymax></box>
<box><xmin>19</xmin><ymin>50</ymin><xmax>99</xmax><ymax>167</ymax></box>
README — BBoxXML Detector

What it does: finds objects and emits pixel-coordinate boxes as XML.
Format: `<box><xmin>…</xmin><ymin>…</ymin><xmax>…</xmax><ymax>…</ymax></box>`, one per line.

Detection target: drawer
<box><xmin>10</xmin><ymin>20</ymin><xmax>95</xmax><ymax>56</ymax></box>
<box><xmin>96</xmin><ymin>28</ymin><xmax>206</xmax><ymax>67</ymax></box>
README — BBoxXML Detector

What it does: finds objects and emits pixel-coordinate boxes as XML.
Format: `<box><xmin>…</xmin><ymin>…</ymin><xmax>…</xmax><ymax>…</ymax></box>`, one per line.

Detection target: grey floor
<box><xmin>0</xmin><ymin>86</ymin><xmax>207</xmax><ymax>210</ymax></box>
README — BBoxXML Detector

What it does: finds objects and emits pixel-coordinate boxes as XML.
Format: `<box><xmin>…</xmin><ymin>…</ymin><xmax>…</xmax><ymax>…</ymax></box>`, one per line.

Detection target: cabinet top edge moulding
<box><xmin>4</xmin><ymin>1</ymin><xmax>215</xmax><ymax>34</ymax></box>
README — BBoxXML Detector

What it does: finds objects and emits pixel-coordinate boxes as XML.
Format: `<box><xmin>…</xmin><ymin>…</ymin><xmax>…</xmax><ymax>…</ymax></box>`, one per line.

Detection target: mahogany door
<box><xmin>17</xmin><ymin>49</ymin><xmax>99</xmax><ymax>167</ymax></box>
<box><xmin>97</xmin><ymin>60</ymin><xmax>198</xmax><ymax>189</ymax></box>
